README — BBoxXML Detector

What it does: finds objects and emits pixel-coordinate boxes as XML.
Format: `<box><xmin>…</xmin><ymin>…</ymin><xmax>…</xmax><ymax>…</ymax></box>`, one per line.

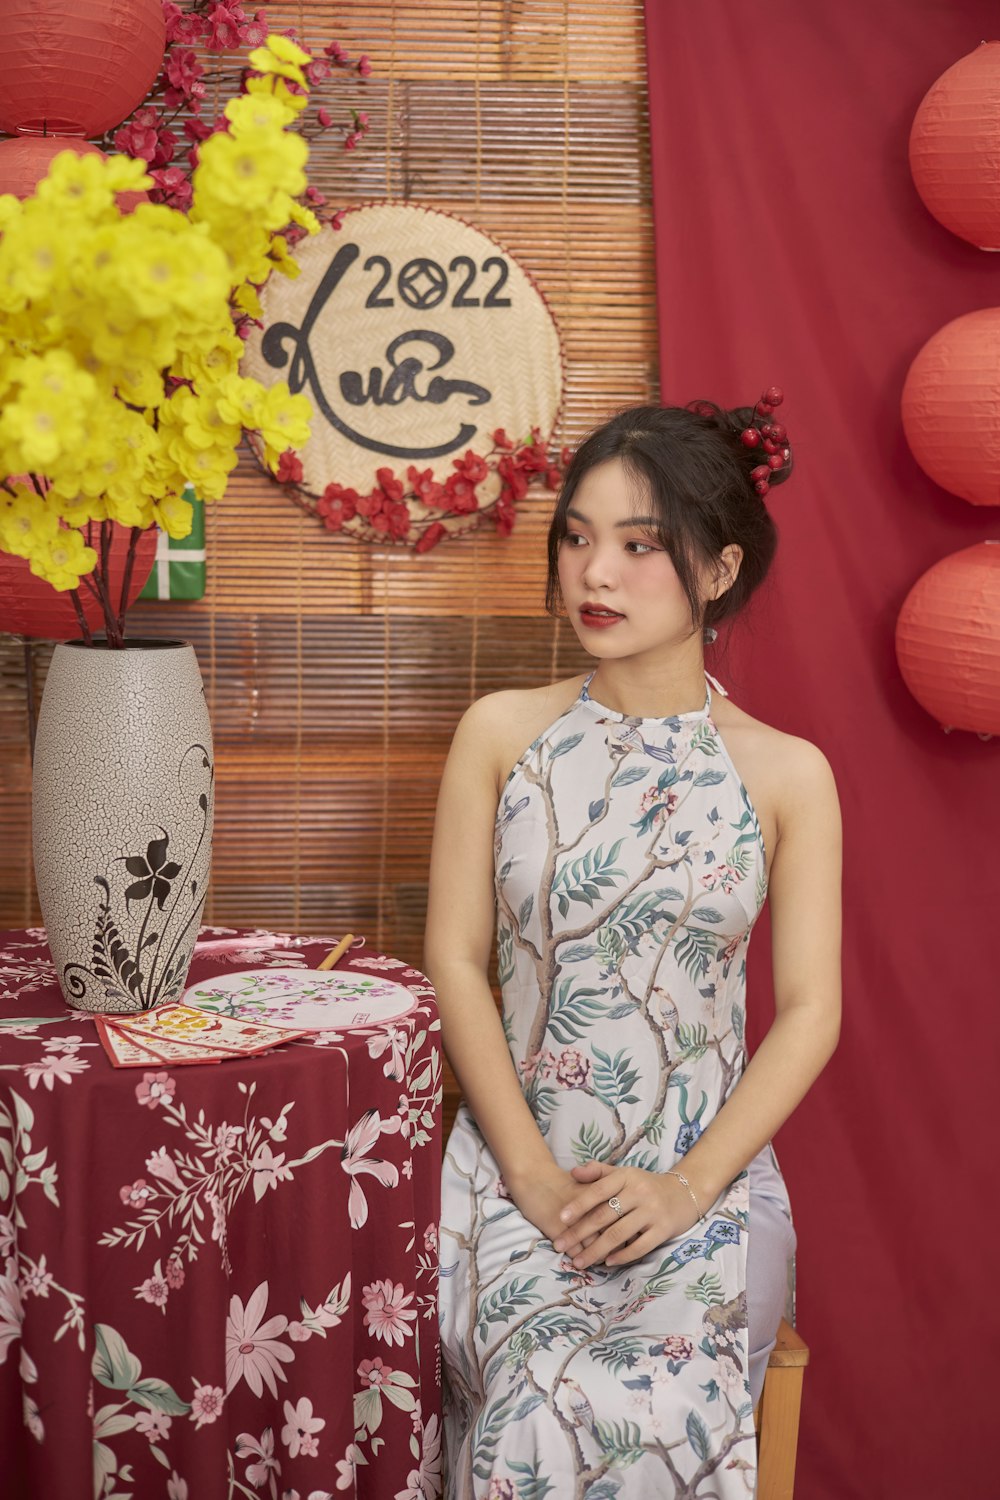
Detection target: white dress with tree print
<box><xmin>440</xmin><ymin>673</ymin><xmax>784</xmax><ymax>1499</ymax></box>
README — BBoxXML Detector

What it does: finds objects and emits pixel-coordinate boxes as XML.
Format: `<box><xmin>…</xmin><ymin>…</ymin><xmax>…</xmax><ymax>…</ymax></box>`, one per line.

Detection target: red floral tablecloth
<box><xmin>0</xmin><ymin>927</ymin><xmax>442</xmax><ymax>1500</ymax></box>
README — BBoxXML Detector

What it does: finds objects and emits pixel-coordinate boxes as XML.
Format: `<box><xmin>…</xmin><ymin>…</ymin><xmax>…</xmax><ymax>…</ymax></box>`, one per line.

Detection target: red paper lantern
<box><xmin>901</xmin><ymin>308</ymin><xmax>1000</xmax><ymax>506</ymax></box>
<box><xmin>0</xmin><ymin>524</ymin><xmax>158</xmax><ymax>640</ymax></box>
<box><xmin>895</xmin><ymin>541</ymin><xmax>1000</xmax><ymax>737</ymax></box>
<box><xmin>0</xmin><ymin>135</ymin><xmax>146</xmax><ymax>212</ymax></box>
<box><xmin>909</xmin><ymin>41</ymin><xmax>1000</xmax><ymax>250</ymax></box>
<box><xmin>0</xmin><ymin>0</ymin><xmax>165</xmax><ymax>138</ymax></box>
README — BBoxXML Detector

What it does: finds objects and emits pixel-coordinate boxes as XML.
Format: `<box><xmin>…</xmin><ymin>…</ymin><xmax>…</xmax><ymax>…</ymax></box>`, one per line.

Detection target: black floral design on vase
<box><xmin>62</xmin><ymin>745</ymin><xmax>214</xmax><ymax>1013</ymax></box>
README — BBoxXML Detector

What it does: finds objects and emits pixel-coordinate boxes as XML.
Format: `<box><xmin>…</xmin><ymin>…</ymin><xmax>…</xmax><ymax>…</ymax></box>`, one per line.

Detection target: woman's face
<box><xmin>556</xmin><ymin>458</ymin><xmax>708</xmax><ymax>662</ymax></box>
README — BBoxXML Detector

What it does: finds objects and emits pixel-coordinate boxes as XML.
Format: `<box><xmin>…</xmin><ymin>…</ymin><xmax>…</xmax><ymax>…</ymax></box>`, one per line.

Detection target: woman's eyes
<box><xmin>563</xmin><ymin>533</ymin><xmax>660</xmax><ymax>554</ymax></box>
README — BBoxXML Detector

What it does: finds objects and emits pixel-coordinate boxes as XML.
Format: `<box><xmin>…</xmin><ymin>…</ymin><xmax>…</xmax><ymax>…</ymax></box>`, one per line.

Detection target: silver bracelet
<box><xmin>665</xmin><ymin>1169</ymin><xmax>703</xmax><ymax>1220</ymax></box>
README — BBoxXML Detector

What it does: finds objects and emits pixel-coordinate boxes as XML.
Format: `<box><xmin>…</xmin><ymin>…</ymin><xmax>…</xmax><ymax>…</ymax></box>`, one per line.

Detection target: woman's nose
<box><xmin>582</xmin><ymin>544</ymin><xmax>617</xmax><ymax>590</ymax></box>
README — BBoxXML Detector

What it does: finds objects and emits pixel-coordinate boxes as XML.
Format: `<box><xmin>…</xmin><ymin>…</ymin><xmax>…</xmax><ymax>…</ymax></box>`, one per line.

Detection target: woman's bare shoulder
<box><xmin>712</xmin><ymin>693</ymin><xmax>838</xmax><ymax>828</ymax></box>
<box><xmin>459</xmin><ymin>675</ymin><xmax>589</xmax><ymax>793</ymax></box>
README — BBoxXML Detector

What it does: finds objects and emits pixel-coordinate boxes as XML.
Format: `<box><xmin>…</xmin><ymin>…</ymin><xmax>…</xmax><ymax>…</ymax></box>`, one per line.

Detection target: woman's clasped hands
<box><xmin>550</xmin><ymin>1160</ymin><xmax>705</xmax><ymax>1270</ymax></box>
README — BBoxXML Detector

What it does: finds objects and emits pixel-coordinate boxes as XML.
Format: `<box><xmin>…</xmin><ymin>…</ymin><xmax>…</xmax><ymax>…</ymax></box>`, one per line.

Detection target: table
<box><xmin>0</xmin><ymin>927</ymin><xmax>442</xmax><ymax>1500</ymax></box>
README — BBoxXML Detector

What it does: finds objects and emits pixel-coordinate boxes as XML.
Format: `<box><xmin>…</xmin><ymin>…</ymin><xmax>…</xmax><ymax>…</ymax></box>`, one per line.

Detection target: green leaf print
<box><xmin>592</xmin><ymin>1046</ymin><xmax>641</xmax><ymax>1110</ymax></box>
<box><xmin>472</xmin><ymin>1390</ymin><xmax>519</xmax><ymax>1479</ymax></box>
<box><xmin>675</xmin><ymin>1022</ymin><xmax>710</xmax><ymax>1060</ymax></box>
<box><xmin>571</xmin><ymin>1119</ymin><xmax>613</xmax><ymax>1164</ymax></box>
<box><xmin>127</xmin><ymin>1377</ymin><xmax>191</xmax><ymax>1416</ymax></box>
<box><xmin>604</xmin><ymin>888</ymin><xmax>682</xmax><ymax>949</ymax></box>
<box><xmin>690</xmin><ymin>906</ymin><xmax>724</xmax><ymax>923</ymax></box>
<box><xmin>587</xmin><ymin>1482</ymin><xmax>624</xmax><ymax>1500</ymax></box>
<box><xmin>725</xmin><ymin>843</ymin><xmax>754</xmax><ymax>878</ymax></box>
<box><xmin>559</xmin><ymin>942</ymin><xmax>598</xmax><ymax>963</ymax></box>
<box><xmin>509</xmin><ymin>1456</ymin><xmax>556</xmax><ymax>1500</ymax></box>
<box><xmin>685</xmin><ymin>1271</ymin><xmax>726</xmax><ymax>1307</ymax></box>
<box><xmin>517</xmin><ymin>895</ymin><xmax>534</xmax><ymax>933</ymax></box>
<box><xmin>477</xmin><ymin>1277</ymin><xmax>544</xmax><ymax>1343</ymax></box>
<box><xmin>92</xmin><ymin>1326</ymin><xmax>142</xmax><ymax>1391</ymax></box>
<box><xmin>732</xmin><ymin>1005</ymin><xmax>745</xmax><ymax>1043</ymax></box>
<box><xmin>672</xmin><ymin>929</ymin><xmax>718</xmax><ymax>982</ymax></box>
<box><xmin>497</xmin><ymin>924</ymin><xmax>515</xmax><ymax>986</ymax></box>
<box><xmin>686</xmin><ymin>1409</ymin><xmax>711</xmax><ymax>1462</ymax></box>
<box><xmin>593</xmin><ymin>1417</ymin><xmax>646</xmax><ymax>1466</ymax></box>
<box><xmin>547</xmin><ymin>977</ymin><xmax>610</xmax><ymax>1044</ymax></box>
<box><xmin>596</xmin><ymin>923</ymin><xmax>627</xmax><ymax>970</ymax></box>
<box><xmin>552</xmin><ymin>839</ymin><xmax>627</xmax><ymax>916</ymax></box>
<box><xmin>548</xmin><ymin>732</ymin><xmax>584</xmax><ymax>760</ymax></box>
<box><xmin>592</xmin><ymin>1333</ymin><xmax>645</xmax><ymax>1375</ymax></box>
<box><xmin>611</xmin><ymin>764</ymin><xmax>648</xmax><ymax>788</ymax></box>
<box><xmin>690</xmin><ymin>721</ymin><xmax>717</xmax><ymax>755</ymax></box>
<box><xmin>693</xmin><ymin>769</ymin><xmax>727</xmax><ymax>786</ymax></box>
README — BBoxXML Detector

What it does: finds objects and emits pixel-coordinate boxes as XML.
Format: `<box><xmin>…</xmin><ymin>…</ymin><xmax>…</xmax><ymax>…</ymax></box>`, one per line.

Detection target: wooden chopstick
<box><xmin>317</xmin><ymin>933</ymin><xmax>356</xmax><ymax>971</ymax></box>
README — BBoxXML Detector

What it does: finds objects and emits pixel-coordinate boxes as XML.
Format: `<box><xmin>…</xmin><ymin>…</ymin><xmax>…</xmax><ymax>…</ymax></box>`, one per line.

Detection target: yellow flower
<box><xmin>0</xmin><ymin>493</ymin><xmax>58</xmax><ymax>559</ymax></box>
<box><xmin>244</xmin><ymin>73</ymin><xmax>309</xmax><ymax>117</ymax></box>
<box><xmin>214</xmin><ymin>373</ymin><xmax>262</xmax><ymax>428</ymax></box>
<box><xmin>105</xmin><ymin>493</ymin><xmax>156</xmax><ymax>529</ymax></box>
<box><xmin>225</xmin><ymin>93</ymin><xmax>294</xmax><ymax>136</ymax></box>
<box><xmin>35</xmin><ymin>151</ymin><xmax>121</xmax><ymax>222</ymax></box>
<box><xmin>0</xmin><ymin>351</ymin><xmax>95</xmax><ymax>470</ymax></box>
<box><xmin>254</xmin><ymin>381</ymin><xmax>313</xmax><ymax>462</ymax></box>
<box><xmin>194</xmin><ymin>129</ymin><xmax>308</xmax><ymax>212</ymax></box>
<box><xmin>247</xmin><ymin>35</ymin><xmax>310</xmax><ymax>86</ymax></box>
<box><xmin>153</xmin><ymin>493</ymin><xmax>194</xmax><ymax>540</ymax></box>
<box><xmin>29</xmin><ymin>526</ymin><xmax>98</xmax><ymax>591</ymax></box>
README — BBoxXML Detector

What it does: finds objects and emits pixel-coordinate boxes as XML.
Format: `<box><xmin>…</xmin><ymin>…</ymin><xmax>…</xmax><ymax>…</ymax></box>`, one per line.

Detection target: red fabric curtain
<box><xmin>645</xmin><ymin>4</ymin><xmax>999</xmax><ymax>1495</ymax></box>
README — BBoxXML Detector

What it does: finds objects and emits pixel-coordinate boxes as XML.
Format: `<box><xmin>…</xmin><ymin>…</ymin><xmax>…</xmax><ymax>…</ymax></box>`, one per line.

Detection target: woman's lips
<box><xmin>579</xmin><ymin>606</ymin><xmax>625</xmax><ymax>630</ymax></box>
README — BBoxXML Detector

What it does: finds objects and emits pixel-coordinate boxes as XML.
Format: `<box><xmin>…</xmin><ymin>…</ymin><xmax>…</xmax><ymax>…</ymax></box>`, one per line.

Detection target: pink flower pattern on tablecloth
<box><xmin>0</xmin><ymin>928</ymin><xmax>442</xmax><ymax>1496</ymax></box>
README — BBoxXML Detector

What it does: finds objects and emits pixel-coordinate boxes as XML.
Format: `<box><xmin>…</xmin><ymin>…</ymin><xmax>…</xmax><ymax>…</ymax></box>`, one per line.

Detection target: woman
<box><xmin>426</xmin><ymin>396</ymin><xmax>842</xmax><ymax>1498</ymax></box>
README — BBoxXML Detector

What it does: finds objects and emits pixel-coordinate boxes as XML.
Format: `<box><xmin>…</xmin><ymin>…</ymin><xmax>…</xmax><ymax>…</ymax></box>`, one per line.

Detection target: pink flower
<box><xmin>358</xmin><ymin>1356</ymin><xmax>394</xmax><ymax>1388</ymax></box>
<box><xmin>226</xmin><ymin>1282</ymin><xmax>294</xmax><ymax>1397</ymax></box>
<box><xmin>638</xmin><ymin>784</ymin><xmax>679</xmax><ymax>821</ymax></box>
<box><xmin>342</xmin><ymin>1110</ymin><xmax>400</xmax><ymax>1229</ymax></box>
<box><xmin>423</xmin><ymin>1223</ymin><xmax>437</xmax><ymax>1255</ymax></box>
<box><xmin>135</xmin><ymin>1274</ymin><xmax>169</xmax><ymax>1309</ymax></box>
<box><xmin>22</xmin><ymin>1053</ymin><xmax>88</xmax><ymax>1090</ymax></box>
<box><xmin>167</xmin><ymin>1473</ymin><xmax>188</xmax><ymax>1500</ymax></box>
<box><xmin>136</xmin><ymin>1072</ymin><xmax>175</xmax><ymax>1108</ymax></box>
<box><xmin>288</xmin><ymin>1321</ymin><xmax>311</xmax><ymax>1342</ymax></box>
<box><xmin>120</xmin><ymin>1178</ymin><xmax>154</xmax><ymax>1208</ymax></box>
<box><xmin>555</xmin><ymin>1047</ymin><xmax>592</xmax><ymax>1090</ymax></box>
<box><xmin>316</xmin><ymin>108</ymin><xmax>333</xmax><ymax>129</ymax></box>
<box><xmin>357</xmin><ymin>55</ymin><xmax>372</xmax><ymax>76</ymax></box>
<box><xmin>281</xmin><ymin>1395</ymin><xmax>325</xmax><ymax>1457</ymax></box>
<box><xmin>325</xmin><ymin>40</ymin><xmax>348</xmax><ymax>64</ymax></box>
<box><xmin>361</xmin><ymin>1279</ymin><xmax>417</xmax><ymax>1347</ymax></box>
<box><xmin>235</xmin><ymin>1428</ymin><xmax>279</xmax><ymax>1488</ymax></box>
<box><xmin>164</xmin><ymin>47</ymin><xmax>206</xmax><ymax>108</ymax></box>
<box><xmin>190</xmin><ymin>1382</ymin><xmax>224</xmax><ymax>1429</ymax></box>
<box><xmin>487</xmin><ymin>1481</ymin><xmax>515</xmax><ymax>1500</ymax></box>
<box><xmin>165</xmin><ymin>1257</ymin><xmax>185</xmax><ymax>1290</ymax></box>
<box><xmin>366</xmin><ymin>1026</ymin><xmax>406</xmax><ymax>1081</ymax></box>
<box><xmin>150</xmin><ymin>167</ymin><xmax>193</xmax><ymax>210</ymax></box>
<box><xmin>145</xmin><ymin>1148</ymin><xmax>182</xmax><ymax>1189</ymax></box>
<box><xmin>401</xmin><ymin>1158</ymin><xmax>413</xmax><ymax>1179</ymax></box>
<box><xmin>335</xmin><ymin>1443</ymin><xmax>362</xmax><ymax>1490</ymax></box>
<box><xmin>0</xmin><ymin>1273</ymin><xmax>24</xmax><ymax>1361</ymax></box>
<box><xmin>661</xmin><ymin>1333</ymin><xmax>694</xmax><ymax>1362</ymax></box>
<box><xmin>205</xmin><ymin>2</ymin><xmax>241</xmax><ymax>49</ymax></box>
<box><xmin>135</xmin><ymin>1409</ymin><xmax>171</xmax><ymax>1441</ymax></box>
<box><xmin>238</xmin><ymin>11</ymin><xmax>269</xmax><ymax>48</ymax></box>
<box><xmin>20</xmin><ymin>1257</ymin><xmax>53</xmax><ymax>1298</ymax></box>
<box><xmin>23</xmin><ymin>1393</ymin><xmax>44</xmax><ymax>1442</ymax></box>
<box><xmin>251</xmin><ymin>1143</ymin><xmax>293</xmax><ymax>1197</ymax></box>
<box><xmin>214</xmin><ymin>1123</ymin><xmax>243</xmax><ymax>1160</ymax></box>
<box><xmin>163</xmin><ymin>2</ymin><xmax>206</xmax><ymax>45</ymax></box>
<box><xmin>306</xmin><ymin>59</ymin><xmax>331</xmax><ymax>84</ymax></box>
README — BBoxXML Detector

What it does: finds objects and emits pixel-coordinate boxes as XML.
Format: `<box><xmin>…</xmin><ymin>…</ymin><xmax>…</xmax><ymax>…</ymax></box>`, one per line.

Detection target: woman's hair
<box><xmin>545</xmin><ymin>402</ymin><xmax>791</xmax><ymax>628</ymax></box>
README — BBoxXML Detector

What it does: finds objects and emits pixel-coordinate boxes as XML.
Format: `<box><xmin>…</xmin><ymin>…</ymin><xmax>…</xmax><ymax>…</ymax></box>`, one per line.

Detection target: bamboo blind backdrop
<box><xmin>0</xmin><ymin>2</ymin><xmax>658</xmax><ymax>1014</ymax></box>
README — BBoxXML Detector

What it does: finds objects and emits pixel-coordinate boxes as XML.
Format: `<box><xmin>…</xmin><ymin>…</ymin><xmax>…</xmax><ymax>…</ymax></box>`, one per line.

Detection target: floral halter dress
<box><xmin>440</xmin><ymin>672</ymin><xmax>784</xmax><ymax>1499</ymax></box>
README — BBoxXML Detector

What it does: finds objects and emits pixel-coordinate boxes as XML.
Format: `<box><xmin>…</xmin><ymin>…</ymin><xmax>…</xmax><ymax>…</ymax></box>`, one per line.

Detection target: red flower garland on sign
<box><xmin>275</xmin><ymin>429</ymin><xmax>568</xmax><ymax>551</ymax></box>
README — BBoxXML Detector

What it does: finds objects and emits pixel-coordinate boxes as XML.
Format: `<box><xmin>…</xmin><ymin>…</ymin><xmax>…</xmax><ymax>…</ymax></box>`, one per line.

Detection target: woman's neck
<box><xmin>587</xmin><ymin>647</ymin><xmax>707</xmax><ymax>719</ymax></box>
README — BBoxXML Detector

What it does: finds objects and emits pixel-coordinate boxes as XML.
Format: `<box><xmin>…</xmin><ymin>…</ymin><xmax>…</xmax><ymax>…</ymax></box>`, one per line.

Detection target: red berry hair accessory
<box><xmin>739</xmin><ymin>386</ymin><xmax>790</xmax><ymax>497</ymax></box>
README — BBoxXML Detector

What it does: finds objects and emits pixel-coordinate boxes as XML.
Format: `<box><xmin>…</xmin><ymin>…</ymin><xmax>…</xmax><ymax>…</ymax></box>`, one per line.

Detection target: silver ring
<box><xmin>607</xmin><ymin>1195</ymin><xmax>624</xmax><ymax>1218</ymax></box>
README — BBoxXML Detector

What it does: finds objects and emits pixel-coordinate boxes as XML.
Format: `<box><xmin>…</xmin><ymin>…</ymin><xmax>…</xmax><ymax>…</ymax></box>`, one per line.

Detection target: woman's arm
<box><xmin>425</xmin><ymin>695</ymin><xmax>583</xmax><ymax>1237</ymax></box>
<box><xmin>555</xmin><ymin>737</ymin><xmax>842</xmax><ymax>1266</ymax></box>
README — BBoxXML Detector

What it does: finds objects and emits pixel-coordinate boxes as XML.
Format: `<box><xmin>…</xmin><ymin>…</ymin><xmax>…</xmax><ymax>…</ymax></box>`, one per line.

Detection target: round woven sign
<box><xmin>241</xmin><ymin>203</ymin><xmax>563</xmax><ymax>518</ymax></box>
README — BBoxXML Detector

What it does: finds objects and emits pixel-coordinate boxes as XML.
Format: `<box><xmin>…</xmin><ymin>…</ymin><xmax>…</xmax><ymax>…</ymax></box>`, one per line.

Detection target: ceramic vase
<box><xmin>32</xmin><ymin>639</ymin><xmax>214</xmax><ymax>1013</ymax></box>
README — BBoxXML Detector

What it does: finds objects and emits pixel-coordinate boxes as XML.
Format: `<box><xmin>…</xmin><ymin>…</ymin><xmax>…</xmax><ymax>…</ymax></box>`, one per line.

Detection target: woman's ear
<box><xmin>712</xmin><ymin>544</ymin><xmax>744</xmax><ymax>599</ymax></box>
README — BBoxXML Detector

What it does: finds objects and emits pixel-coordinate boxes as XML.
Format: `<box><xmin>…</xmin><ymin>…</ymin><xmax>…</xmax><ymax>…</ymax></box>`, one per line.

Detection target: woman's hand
<box><xmin>551</xmin><ymin>1160</ymin><xmax>704</xmax><ymax>1269</ymax></box>
<box><xmin>509</xmin><ymin>1163</ymin><xmax>604</xmax><ymax>1247</ymax></box>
